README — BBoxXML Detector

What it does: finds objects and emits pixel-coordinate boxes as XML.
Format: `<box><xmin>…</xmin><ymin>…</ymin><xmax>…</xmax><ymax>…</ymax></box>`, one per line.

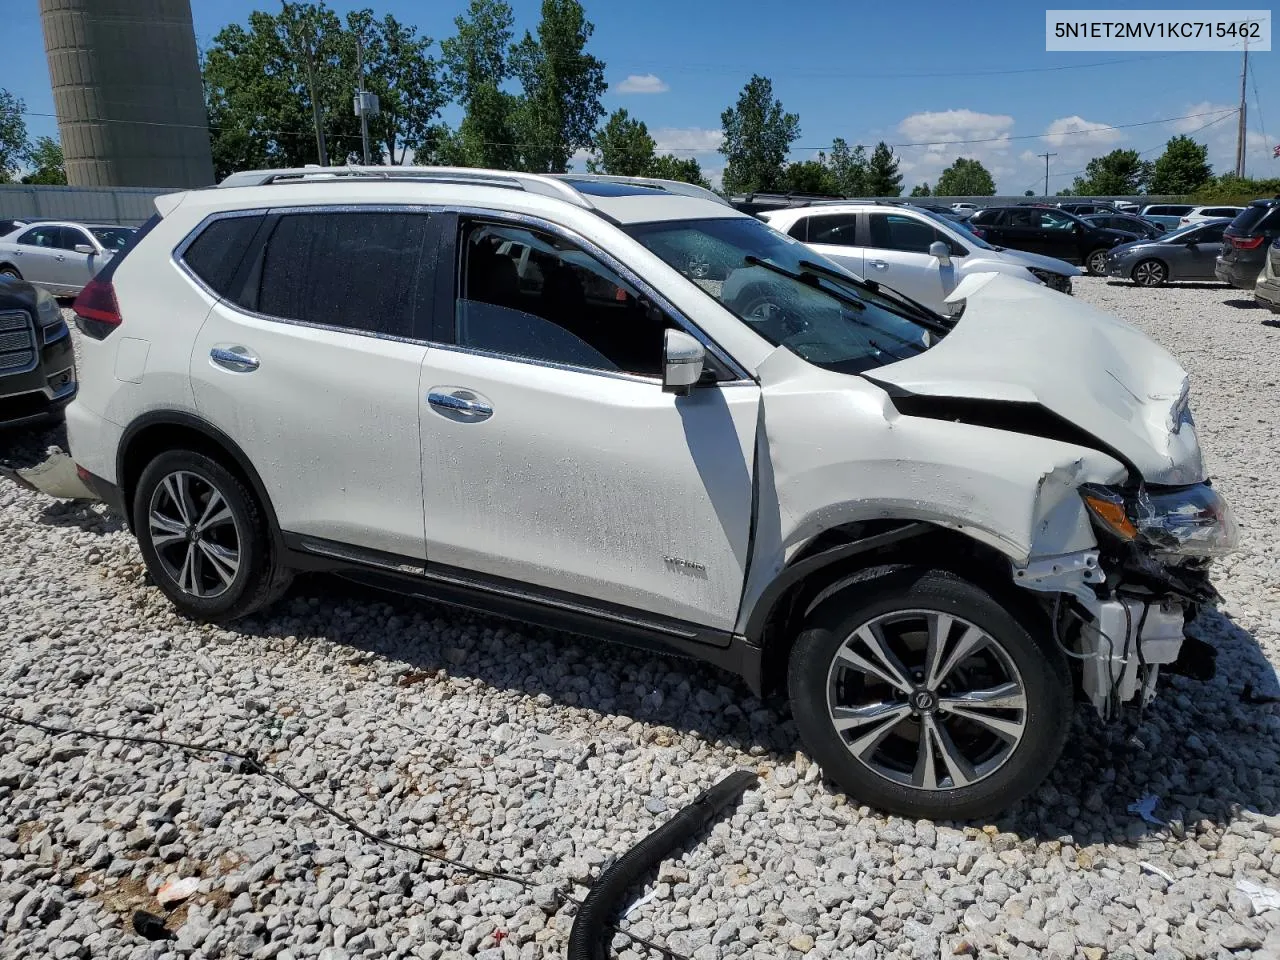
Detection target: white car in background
<box><xmin>1179</xmin><ymin>205</ymin><xmax>1244</xmax><ymax>227</ymax></box>
<box><xmin>0</xmin><ymin>220</ymin><xmax>137</xmax><ymax>296</ymax></box>
<box><xmin>761</xmin><ymin>202</ymin><xmax>1080</xmax><ymax>314</ymax></box>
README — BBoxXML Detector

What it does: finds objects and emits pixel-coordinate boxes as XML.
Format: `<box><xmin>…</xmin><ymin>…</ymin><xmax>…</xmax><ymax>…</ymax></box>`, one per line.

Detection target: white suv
<box><xmin>761</xmin><ymin>202</ymin><xmax>1079</xmax><ymax>313</ymax></box>
<box><xmin>65</xmin><ymin>167</ymin><xmax>1236</xmax><ymax>819</ymax></box>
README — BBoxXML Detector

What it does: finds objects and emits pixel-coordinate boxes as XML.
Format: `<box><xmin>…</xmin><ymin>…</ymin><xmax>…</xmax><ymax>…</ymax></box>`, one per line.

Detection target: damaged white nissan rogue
<box><xmin>61</xmin><ymin>168</ymin><xmax>1237</xmax><ymax>818</ymax></box>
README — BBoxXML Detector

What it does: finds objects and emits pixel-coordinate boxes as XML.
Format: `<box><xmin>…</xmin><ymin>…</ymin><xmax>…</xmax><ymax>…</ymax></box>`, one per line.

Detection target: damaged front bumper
<box><xmin>1016</xmin><ymin>481</ymin><xmax>1237</xmax><ymax>719</ymax></box>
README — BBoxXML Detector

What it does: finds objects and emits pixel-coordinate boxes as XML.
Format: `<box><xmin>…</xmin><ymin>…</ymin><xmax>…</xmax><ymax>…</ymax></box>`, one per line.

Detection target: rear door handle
<box><xmin>55</xmin><ymin>255</ymin><xmax>65</xmax><ymax>262</ymax></box>
<box><xmin>427</xmin><ymin>388</ymin><xmax>493</xmax><ymax>421</ymax></box>
<box><xmin>210</xmin><ymin>346</ymin><xmax>260</xmax><ymax>372</ymax></box>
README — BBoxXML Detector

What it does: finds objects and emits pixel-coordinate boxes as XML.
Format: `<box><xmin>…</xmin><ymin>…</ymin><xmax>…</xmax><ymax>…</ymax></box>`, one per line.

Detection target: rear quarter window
<box><xmin>181</xmin><ymin>215</ymin><xmax>265</xmax><ymax>298</ymax></box>
<box><xmin>1227</xmin><ymin>204</ymin><xmax>1279</xmax><ymax>234</ymax></box>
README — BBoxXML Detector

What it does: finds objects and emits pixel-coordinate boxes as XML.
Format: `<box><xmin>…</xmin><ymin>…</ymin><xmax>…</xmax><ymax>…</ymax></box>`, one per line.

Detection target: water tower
<box><xmin>40</xmin><ymin>0</ymin><xmax>215</xmax><ymax>187</ymax></box>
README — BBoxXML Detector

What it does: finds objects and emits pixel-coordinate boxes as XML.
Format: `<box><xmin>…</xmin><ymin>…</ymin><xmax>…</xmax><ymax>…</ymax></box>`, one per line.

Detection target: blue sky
<box><xmin>2</xmin><ymin>0</ymin><xmax>1276</xmax><ymax>191</ymax></box>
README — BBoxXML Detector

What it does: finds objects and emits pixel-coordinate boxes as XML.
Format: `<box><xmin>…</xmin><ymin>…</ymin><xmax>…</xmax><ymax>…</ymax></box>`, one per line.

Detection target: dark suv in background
<box><xmin>1216</xmin><ymin>199</ymin><xmax>1280</xmax><ymax>289</ymax></box>
<box><xmin>966</xmin><ymin>205</ymin><xmax>1139</xmax><ymax>274</ymax></box>
<box><xmin>0</xmin><ymin>275</ymin><xmax>77</xmax><ymax>429</ymax></box>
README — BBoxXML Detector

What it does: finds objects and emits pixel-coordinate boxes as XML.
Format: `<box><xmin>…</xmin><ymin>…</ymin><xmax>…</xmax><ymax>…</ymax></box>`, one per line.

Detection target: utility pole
<box><xmin>355</xmin><ymin>34</ymin><xmax>371</xmax><ymax>166</ymax></box>
<box><xmin>1234</xmin><ymin>34</ymin><xmax>1249</xmax><ymax>178</ymax></box>
<box><xmin>283</xmin><ymin>1</ymin><xmax>328</xmax><ymax>166</ymax></box>
<box><xmin>1039</xmin><ymin>152</ymin><xmax>1057</xmax><ymax>197</ymax></box>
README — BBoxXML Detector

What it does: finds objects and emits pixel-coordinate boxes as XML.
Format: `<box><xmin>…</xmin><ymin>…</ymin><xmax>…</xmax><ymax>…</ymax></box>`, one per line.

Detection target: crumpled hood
<box><xmin>869</xmin><ymin>272</ymin><xmax>1206</xmax><ymax>485</ymax></box>
<box><xmin>974</xmin><ymin>246</ymin><xmax>1082</xmax><ymax>277</ymax></box>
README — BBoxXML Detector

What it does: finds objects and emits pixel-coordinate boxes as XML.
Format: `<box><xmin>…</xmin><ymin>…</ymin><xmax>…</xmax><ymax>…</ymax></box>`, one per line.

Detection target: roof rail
<box><xmin>554</xmin><ymin>173</ymin><xmax>731</xmax><ymax>207</ymax></box>
<box><xmin>216</xmin><ymin>165</ymin><xmax>592</xmax><ymax>208</ymax></box>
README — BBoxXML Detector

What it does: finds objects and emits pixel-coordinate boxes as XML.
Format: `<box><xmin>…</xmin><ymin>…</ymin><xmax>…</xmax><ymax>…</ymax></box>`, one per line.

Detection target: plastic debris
<box><xmin>1128</xmin><ymin>794</ymin><xmax>1167</xmax><ymax>826</ymax></box>
<box><xmin>1139</xmin><ymin>861</ymin><xmax>1174</xmax><ymax>883</ymax></box>
<box><xmin>1237</xmin><ymin>879</ymin><xmax>1280</xmax><ymax>913</ymax></box>
<box><xmin>623</xmin><ymin>886</ymin><xmax>659</xmax><ymax>919</ymax></box>
<box><xmin>156</xmin><ymin>876</ymin><xmax>200</xmax><ymax>907</ymax></box>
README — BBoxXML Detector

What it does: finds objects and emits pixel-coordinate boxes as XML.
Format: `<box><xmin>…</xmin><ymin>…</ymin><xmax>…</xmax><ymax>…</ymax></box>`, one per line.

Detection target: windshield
<box><xmin>624</xmin><ymin>217</ymin><xmax>935</xmax><ymax>375</ymax></box>
<box><xmin>90</xmin><ymin>227</ymin><xmax>136</xmax><ymax>250</ymax></box>
<box><xmin>916</xmin><ymin>208</ymin><xmax>996</xmax><ymax>249</ymax></box>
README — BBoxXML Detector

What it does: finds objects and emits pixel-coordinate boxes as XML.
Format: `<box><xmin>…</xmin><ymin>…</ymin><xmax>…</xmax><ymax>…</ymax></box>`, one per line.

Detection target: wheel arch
<box><xmin>117</xmin><ymin>411</ymin><xmax>280</xmax><ymax>543</ymax></box>
<box><xmin>743</xmin><ymin>521</ymin><xmax>1047</xmax><ymax>699</ymax></box>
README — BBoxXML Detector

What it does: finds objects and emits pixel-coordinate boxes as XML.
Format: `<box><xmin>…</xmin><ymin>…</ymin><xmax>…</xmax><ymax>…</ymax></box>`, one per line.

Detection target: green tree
<box><xmin>909</xmin><ymin>182</ymin><xmax>931</xmax><ymax>197</ymax></box>
<box><xmin>509</xmin><ymin>0</ymin><xmax>607</xmax><ymax>172</ymax></box>
<box><xmin>440</xmin><ymin>0</ymin><xmax>519</xmax><ymax>168</ymax></box>
<box><xmin>781</xmin><ymin>158</ymin><xmax>838</xmax><ymax>194</ymax></box>
<box><xmin>1024</xmin><ymin>189</ymin><xmax>1035</xmax><ymax>197</ymax></box>
<box><xmin>344</xmin><ymin>11</ymin><xmax>447</xmax><ymax>164</ymax></box>
<box><xmin>649</xmin><ymin>153</ymin><xmax>710</xmax><ymax>188</ymax></box>
<box><xmin>865</xmin><ymin>141</ymin><xmax>902</xmax><ymax>197</ymax></box>
<box><xmin>1193</xmin><ymin>174</ymin><xmax>1280</xmax><ymax>205</ymax></box>
<box><xmin>827</xmin><ymin>138</ymin><xmax>867</xmax><ymax>196</ymax></box>
<box><xmin>1072</xmin><ymin>148</ymin><xmax>1152</xmax><ymax>195</ymax></box>
<box><xmin>0</xmin><ymin>89</ymin><xmax>29</xmax><ymax>183</ymax></box>
<box><xmin>20</xmin><ymin>136</ymin><xmax>66</xmax><ymax>185</ymax></box>
<box><xmin>1149</xmin><ymin>135</ymin><xmax>1212</xmax><ymax>195</ymax></box>
<box><xmin>934</xmin><ymin>157</ymin><xmax>995</xmax><ymax>196</ymax></box>
<box><xmin>587</xmin><ymin>109</ymin><xmax>655</xmax><ymax>175</ymax></box>
<box><xmin>719</xmin><ymin>75</ymin><xmax>799</xmax><ymax>194</ymax></box>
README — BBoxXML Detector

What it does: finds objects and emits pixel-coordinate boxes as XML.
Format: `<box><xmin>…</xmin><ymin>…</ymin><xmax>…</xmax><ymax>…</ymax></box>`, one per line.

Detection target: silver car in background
<box><xmin>1105</xmin><ymin>218</ymin><xmax>1232</xmax><ymax>286</ymax></box>
<box><xmin>0</xmin><ymin>221</ymin><xmax>137</xmax><ymax>296</ymax></box>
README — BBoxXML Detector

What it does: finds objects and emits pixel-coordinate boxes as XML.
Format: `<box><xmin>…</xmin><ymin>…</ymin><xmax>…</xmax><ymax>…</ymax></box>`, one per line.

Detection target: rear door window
<box><xmin>181</xmin><ymin>215</ymin><xmax>265</xmax><ymax>300</ymax></box>
<box><xmin>786</xmin><ymin>217</ymin><xmax>810</xmax><ymax>242</ymax></box>
<box><xmin>256</xmin><ymin>211</ymin><xmax>435</xmax><ymax>339</ymax></box>
<box><xmin>1197</xmin><ymin>222</ymin><xmax>1228</xmax><ymax>244</ymax></box>
<box><xmin>805</xmin><ymin>214</ymin><xmax>859</xmax><ymax>246</ymax></box>
<box><xmin>17</xmin><ymin>226</ymin><xmax>60</xmax><ymax>248</ymax></box>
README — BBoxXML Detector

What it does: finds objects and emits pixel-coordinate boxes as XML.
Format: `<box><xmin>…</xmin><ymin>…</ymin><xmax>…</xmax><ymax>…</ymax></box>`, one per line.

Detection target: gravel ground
<box><xmin>2</xmin><ymin>280</ymin><xmax>1280</xmax><ymax>960</ymax></box>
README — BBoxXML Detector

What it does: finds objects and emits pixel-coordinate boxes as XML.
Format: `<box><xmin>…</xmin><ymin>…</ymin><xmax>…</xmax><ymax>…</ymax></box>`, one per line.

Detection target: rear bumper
<box><xmin>1216</xmin><ymin>257</ymin><xmax>1262</xmax><ymax>289</ymax></box>
<box><xmin>1255</xmin><ymin>276</ymin><xmax>1280</xmax><ymax>312</ymax></box>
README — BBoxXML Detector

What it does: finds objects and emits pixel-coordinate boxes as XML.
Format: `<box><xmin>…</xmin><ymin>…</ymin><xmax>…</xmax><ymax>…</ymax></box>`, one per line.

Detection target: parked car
<box><xmin>1082</xmin><ymin>212</ymin><xmax>1165</xmax><ymax>240</ymax></box>
<box><xmin>0</xmin><ymin>273</ymin><xmax>77</xmax><ymax>428</ymax></box>
<box><xmin>1253</xmin><ymin>239</ymin><xmax>1280</xmax><ymax>313</ymax></box>
<box><xmin>1104</xmin><ymin>218</ymin><xmax>1233</xmax><ymax>286</ymax></box>
<box><xmin>761</xmin><ymin>202</ymin><xmax>1079</xmax><ymax>312</ymax></box>
<box><xmin>1178</xmin><ymin>205</ymin><xmax>1244</xmax><ymax>227</ymax></box>
<box><xmin>61</xmin><ymin>166</ymin><xmax>1235</xmax><ymax>819</ymax></box>
<box><xmin>1216</xmin><ymin>199</ymin><xmax>1280</xmax><ymax>290</ymax></box>
<box><xmin>1058</xmin><ymin>201</ymin><xmax>1118</xmax><ymax>217</ymax></box>
<box><xmin>966</xmin><ymin>205</ymin><xmax>1138</xmax><ymax>274</ymax></box>
<box><xmin>950</xmin><ymin>202</ymin><xmax>980</xmax><ymax>217</ymax></box>
<box><xmin>1112</xmin><ymin>201</ymin><xmax>1140</xmax><ymax>214</ymax></box>
<box><xmin>1140</xmin><ymin>204</ymin><xmax>1195</xmax><ymax>230</ymax></box>
<box><xmin>0</xmin><ymin>217</ymin><xmax>58</xmax><ymax>237</ymax></box>
<box><xmin>0</xmin><ymin>221</ymin><xmax>138</xmax><ymax>296</ymax></box>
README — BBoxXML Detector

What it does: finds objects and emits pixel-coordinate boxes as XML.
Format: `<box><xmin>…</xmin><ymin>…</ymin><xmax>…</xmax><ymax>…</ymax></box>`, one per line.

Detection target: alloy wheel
<box><xmin>1087</xmin><ymin>251</ymin><xmax>1109</xmax><ymax>275</ymax></box>
<box><xmin>825</xmin><ymin>609</ymin><xmax>1027</xmax><ymax>791</ymax></box>
<box><xmin>147</xmin><ymin>470</ymin><xmax>241</xmax><ymax>598</ymax></box>
<box><xmin>1133</xmin><ymin>261</ymin><xmax>1166</xmax><ymax>286</ymax></box>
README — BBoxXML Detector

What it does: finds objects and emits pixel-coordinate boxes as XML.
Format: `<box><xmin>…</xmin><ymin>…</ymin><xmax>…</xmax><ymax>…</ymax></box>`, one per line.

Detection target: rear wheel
<box><xmin>133</xmin><ymin>450</ymin><xmax>291</xmax><ymax>621</ymax></box>
<box><xmin>1085</xmin><ymin>248</ymin><xmax>1110</xmax><ymax>276</ymax></box>
<box><xmin>1131</xmin><ymin>259</ymin><xmax>1167</xmax><ymax>287</ymax></box>
<box><xmin>787</xmin><ymin>568</ymin><xmax>1071</xmax><ymax>820</ymax></box>
<box><xmin>0</xmin><ymin>265</ymin><xmax>21</xmax><ymax>281</ymax></box>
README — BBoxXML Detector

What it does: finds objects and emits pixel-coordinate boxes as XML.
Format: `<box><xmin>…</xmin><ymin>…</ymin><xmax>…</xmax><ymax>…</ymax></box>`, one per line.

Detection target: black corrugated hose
<box><xmin>568</xmin><ymin>770</ymin><xmax>759</xmax><ymax>960</ymax></box>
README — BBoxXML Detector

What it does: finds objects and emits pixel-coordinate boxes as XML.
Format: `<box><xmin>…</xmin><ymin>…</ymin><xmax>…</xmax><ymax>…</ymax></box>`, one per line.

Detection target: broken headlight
<box><xmin>1081</xmin><ymin>483</ymin><xmax>1239</xmax><ymax>557</ymax></box>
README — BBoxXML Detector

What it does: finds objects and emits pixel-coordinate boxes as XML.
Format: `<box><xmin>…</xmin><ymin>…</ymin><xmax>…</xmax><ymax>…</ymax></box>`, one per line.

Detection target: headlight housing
<box><xmin>1081</xmin><ymin>483</ymin><xmax>1239</xmax><ymax>557</ymax></box>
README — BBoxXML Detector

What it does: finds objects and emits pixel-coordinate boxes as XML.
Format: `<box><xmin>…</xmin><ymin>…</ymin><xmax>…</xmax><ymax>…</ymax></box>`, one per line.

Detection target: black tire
<box><xmin>133</xmin><ymin>450</ymin><xmax>291</xmax><ymax>622</ymax></box>
<box><xmin>0</xmin><ymin>265</ymin><xmax>21</xmax><ymax>281</ymax></box>
<box><xmin>1130</xmin><ymin>259</ymin><xmax>1167</xmax><ymax>287</ymax></box>
<box><xmin>787</xmin><ymin>567</ymin><xmax>1071</xmax><ymax>820</ymax></box>
<box><xmin>1085</xmin><ymin>249</ymin><xmax>1110</xmax><ymax>276</ymax></box>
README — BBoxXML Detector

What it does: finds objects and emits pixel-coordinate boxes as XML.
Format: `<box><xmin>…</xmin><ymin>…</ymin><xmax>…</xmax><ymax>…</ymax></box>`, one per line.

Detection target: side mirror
<box><xmin>662</xmin><ymin>329</ymin><xmax>705</xmax><ymax>396</ymax></box>
<box><xmin>74</xmin><ymin>244</ymin><xmax>94</xmax><ymax>255</ymax></box>
<box><xmin>928</xmin><ymin>240</ymin><xmax>951</xmax><ymax>266</ymax></box>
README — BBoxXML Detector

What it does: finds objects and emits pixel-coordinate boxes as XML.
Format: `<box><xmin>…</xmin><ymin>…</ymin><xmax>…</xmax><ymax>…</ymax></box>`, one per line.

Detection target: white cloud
<box><xmin>614</xmin><ymin>73</ymin><xmax>669</xmax><ymax>95</ymax></box>
<box><xmin>568</xmin><ymin>147</ymin><xmax>594</xmax><ymax>172</ymax></box>
<box><xmin>1043</xmin><ymin>115</ymin><xmax>1125</xmax><ymax>149</ymax></box>
<box><xmin>897</xmin><ymin>109</ymin><xmax>1014</xmax><ymax>153</ymax></box>
<box><xmin>652</xmin><ymin>127</ymin><xmax>723</xmax><ymax>154</ymax></box>
<box><xmin>1173</xmin><ymin>101</ymin><xmax>1273</xmax><ymax>177</ymax></box>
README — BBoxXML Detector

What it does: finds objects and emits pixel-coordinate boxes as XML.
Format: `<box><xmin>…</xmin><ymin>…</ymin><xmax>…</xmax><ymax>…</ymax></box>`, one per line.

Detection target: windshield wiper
<box><xmin>794</xmin><ymin>258</ymin><xmax>951</xmax><ymax>335</ymax></box>
<box><xmin>742</xmin><ymin>255</ymin><xmax>861</xmax><ymax>308</ymax></box>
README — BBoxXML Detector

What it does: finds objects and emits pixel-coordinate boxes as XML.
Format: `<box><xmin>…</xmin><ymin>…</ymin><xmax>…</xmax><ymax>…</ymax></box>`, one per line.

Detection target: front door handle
<box><xmin>55</xmin><ymin>255</ymin><xmax>66</xmax><ymax>262</ymax></box>
<box><xmin>210</xmin><ymin>345</ymin><xmax>260</xmax><ymax>372</ymax></box>
<box><xmin>867</xmin><ymin>259</ymin><xmax>888</xmax><ymax>270</ymax></box>
<box><xmin>427</xmin><ymin>388</ymin><xmax>493</xmax><ymax>421</ymax></box>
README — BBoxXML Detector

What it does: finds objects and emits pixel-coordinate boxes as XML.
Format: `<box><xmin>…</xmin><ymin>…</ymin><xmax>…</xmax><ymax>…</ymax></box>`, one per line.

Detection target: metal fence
<box><xmin>0</xmin><ymin>184</ymin><xmax>169</xmax><ymax>225</ymax></box>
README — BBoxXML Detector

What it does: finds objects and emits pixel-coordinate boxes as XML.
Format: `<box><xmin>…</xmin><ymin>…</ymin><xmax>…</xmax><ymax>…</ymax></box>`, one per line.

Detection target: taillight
<box><xmin>970</xmin><ymin>227</ymin><xmax>986</xmax><ymax>239</ymax></box>
<box><xmin>72</xmin><ymin>278</ymin><xmax>122</xmax><ymax>340</ymax></box>
<box><xmin>1230</xmin><ymin>235</ymin><xmax>1265</xmax><ymax>250</ymax></box>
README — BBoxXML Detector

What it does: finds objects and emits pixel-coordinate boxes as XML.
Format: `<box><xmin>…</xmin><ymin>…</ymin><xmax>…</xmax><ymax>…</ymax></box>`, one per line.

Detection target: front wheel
<box><xmin>1085</xmin><ymin>248</ymin><xmax>1110</xmax><ymax>276</ymax></box>
<box><xmin>0</xmin><ymin>265</ymin><xmax>21</xmax><ymax>281</ymax></box>
<box><xmin>1131</xmin><ymin>259</ymin><xmax>1167</xmax><ymax>287</ymax></box>
<box><xmin>787</xmin><ymin>568</ymin><xmax>1071</xmax><ymax>820</ymax></box>
<box><xmin>133</xmin><ymin>450</ymin><xmax>291</xmax><ymax>621</ymax></box>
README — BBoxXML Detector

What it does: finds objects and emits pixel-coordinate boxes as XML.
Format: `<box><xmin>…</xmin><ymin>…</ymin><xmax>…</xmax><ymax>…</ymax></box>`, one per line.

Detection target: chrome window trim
<box><xmin>450</xmin><ymin>205</ymin><xmax>754</xmax><ymax>383</ymax></box>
